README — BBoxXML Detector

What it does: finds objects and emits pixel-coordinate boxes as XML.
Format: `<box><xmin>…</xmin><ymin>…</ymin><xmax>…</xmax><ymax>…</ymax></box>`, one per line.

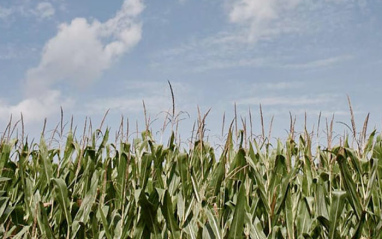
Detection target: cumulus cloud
<box><xmin>25</xmin><ymin>0</ymin><xmax>144</xmax><ymax>96</ymax></box>
<box><xmin>35</xmin><ymin>2</ymin><xmax>55</xmax><ymax>19</ymax></box>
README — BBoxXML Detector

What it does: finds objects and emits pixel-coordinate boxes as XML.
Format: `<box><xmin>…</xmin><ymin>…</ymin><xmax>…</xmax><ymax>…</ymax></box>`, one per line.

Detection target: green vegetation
<box><xmin>1</xmin><ymin>110</ymin><xmax>382</xmax><ymax>238</ymax></box>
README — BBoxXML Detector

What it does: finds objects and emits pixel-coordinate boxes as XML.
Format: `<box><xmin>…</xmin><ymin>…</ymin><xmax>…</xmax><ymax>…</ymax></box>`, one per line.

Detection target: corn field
<box><xmin>1</xmin><ymin>113</ymin><xmax>382</xmax><ymax>238</ymax></box>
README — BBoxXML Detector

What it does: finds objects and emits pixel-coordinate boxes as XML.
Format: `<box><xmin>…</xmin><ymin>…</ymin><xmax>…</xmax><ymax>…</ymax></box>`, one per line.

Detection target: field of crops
<box><xmin>1</xmin><ymin>110</ymin><xmax>382</xmax><ymax>238</ymax></box>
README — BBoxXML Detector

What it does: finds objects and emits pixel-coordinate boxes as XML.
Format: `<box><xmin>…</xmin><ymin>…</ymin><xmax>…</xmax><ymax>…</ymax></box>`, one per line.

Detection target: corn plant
<box><xmin>0</xmin><ymin>116</ymin><xmax>382</xmax><ymax>238</ymax></box>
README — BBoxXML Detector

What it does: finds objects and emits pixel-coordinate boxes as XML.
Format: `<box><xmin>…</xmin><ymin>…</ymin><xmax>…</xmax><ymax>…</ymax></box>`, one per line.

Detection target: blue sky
<box><xmin>1</xmin><ymin>0</ymin><xmax>382</xmax><ymax>143</ymax></box>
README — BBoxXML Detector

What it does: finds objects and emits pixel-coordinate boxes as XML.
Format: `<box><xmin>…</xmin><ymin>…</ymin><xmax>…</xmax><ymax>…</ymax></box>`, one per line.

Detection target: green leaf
<box><xmin>246</xmin><ymin>157</ymin><xmax>270</xmax><ymax>214</ymax></box>
<box><xmin>136</xmin><ymin>191</ymin><xmax>161</xmax><ymax>237</ymax></box>
<box><xmin>37</xmin><ymin>202</ymin><xmax>54</xmax><ymax>239</ymax></box>
<box><xmin>51</xmin><ymin>178</ymin><xmax>72</xmax><ymax>228</ymax></box>
<box><xmin>97</xmin><ymin>205</ymin><xmax>112</xmax><ymax>239</ymax></box>
<box><xmin>285</xmin><ymin>188</ymin><xmax>294</xmax><ymax>239</ymax></box>
<box><xmin>248</xmin><ymin>216</ymin><xmax>267</xmax><ymax>239</ymax></box>
<box><xmin>39</xmin><ymin>137</ymin><xmax>53</xmax><ymax>186</ymax></box>
<box><xmin>336</xmin><ymin>149</ymin><xmax>362</xmax><ymax>219</ymax></box>
<box><xmin>0</xmin><ymin>197</ymin><xmax>9</xmax><ymax>218</ymax></box>
<box><xmin>72</xmin><ymin>170</ymin><xmax>100</xmax><ymax>239</ymax></box>
<box><xmin>117</xmin><ymin>151</ymin><xmax>128</xmax><ymax>210</ymax></box>
<box><xmin>316</xmin><ymin>173</ymin><xmax>329</xmax><ymax>220</ymax></box>
<box><xmin>0</xmin><ymin>140</ymin><xmax>16</xmax><ymax>177</ymax></box>
<box><xmin>178</xmin><ymin>153</ymin><xmax>189</xmax><ymax>199</ymax></box>
<box><xmin>227</xmin><ymin>184</ymin><xmax>246</xmax><ymax>239</ymax></box>
<box><xmin>190</xmin><ymin>170</ymin><xmax>201</xmax><ymax>202</ymax></box>
<box><xmin>0</xmin><ymin>177</ymin><xmax>11</xmax><ymax>182</ymax></box>
<box><xmin>329</xmin><ymin>191</ymin><xmax>347</xmax><ymax>239</ymax></box>
<box><xmin>364</xmin><ymin>158</ymin><xmax>378</xmax><ymax>208</ymax></box>
<box><xmin>205</xmin><ymin>208</ymin><xmax>222</xmax><ymax>239</ymax></box>
<box><xmin>296</xmin><ymin>196</ymin><xmax>311</xmax><ymax>236</ymax></box>
<box><xmin>160</xmin><ymin>190</ymin><xmax>180</xmax><ymax>237</ymax></box>
<box><xmin>11</xmin><ymin>225</ymin><xmax>31</xmax><ymax>239</ymax></box>
<box><xmin>351</xmin><ymin>211</ymin><xmax>366</xmax><ymax>239</ymax></box>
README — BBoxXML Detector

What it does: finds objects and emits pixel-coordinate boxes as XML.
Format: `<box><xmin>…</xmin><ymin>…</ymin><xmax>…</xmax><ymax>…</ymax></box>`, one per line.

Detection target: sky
<box><xmin>1</xmin><ymin>0</ymin><xmax>382</xmax><ymax>145</ymax></box>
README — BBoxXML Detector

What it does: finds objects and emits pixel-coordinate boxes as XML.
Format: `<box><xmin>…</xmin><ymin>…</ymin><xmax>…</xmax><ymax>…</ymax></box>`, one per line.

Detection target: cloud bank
<box><xmin>26</xmin><ymin>0</ymin><xmax>144</xmax><ymax>95</ymax></box>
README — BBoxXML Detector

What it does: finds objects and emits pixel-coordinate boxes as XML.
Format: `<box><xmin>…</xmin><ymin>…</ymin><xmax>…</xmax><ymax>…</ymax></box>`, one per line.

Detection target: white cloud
<box><xmin>252</xmin><ymin>81</ymin><xmax>304</xmax><ymax>90</ymax></box>
<box><xmin>0</xmin><ymin>90</ymin><xmax>73</xmax><ymax>122</ymax></box>
<box><xmin>0</xmin><ymin>2</ymin><xmax>55</xmax><ymax>20</ymax></box>
<box><xmin>283</xmin><ymin>55</ymin><xmax>353</xmax><ymax>69</ymax></box>
<box><xmin>236</xmin><ymin>95</ymin><xmax>334</xmax><ymax>106</ymax></box>
<box><xmin>0</xmin><ymin>0</ymin><xmax>145</xmax><ymax>123</ymax></box>
<box><xmin>194</xmin><ymin>57</ymin><xmax>267</xmax><ymax>72</ymax></box>
<box><xmin>228</xmin><ymin>0</ymin><xmax>303</xmax><ymax>41</ymax></box>
<box><xmin>151</xmin><ymin>0</ymin><xmax>367</xmax><ymax>73</ymax></box>
<box><xmin>35</xmin><ymin>2</ymin><xmax>55</xmax><ymax>19</ymax></box>
<box><xmin>25</xmin><ymin>0</ymin><xmax>144</xmax><ymax>96</ymax></box>
<box><xmin>226</xmin><ymin>0</ymin><xmax>374</xmax><ymax>44</ymax></box>
<box><xmin>151</xmin><ymin>32</ymin><xmax>267</xmax><ymax>72</ymax></box>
